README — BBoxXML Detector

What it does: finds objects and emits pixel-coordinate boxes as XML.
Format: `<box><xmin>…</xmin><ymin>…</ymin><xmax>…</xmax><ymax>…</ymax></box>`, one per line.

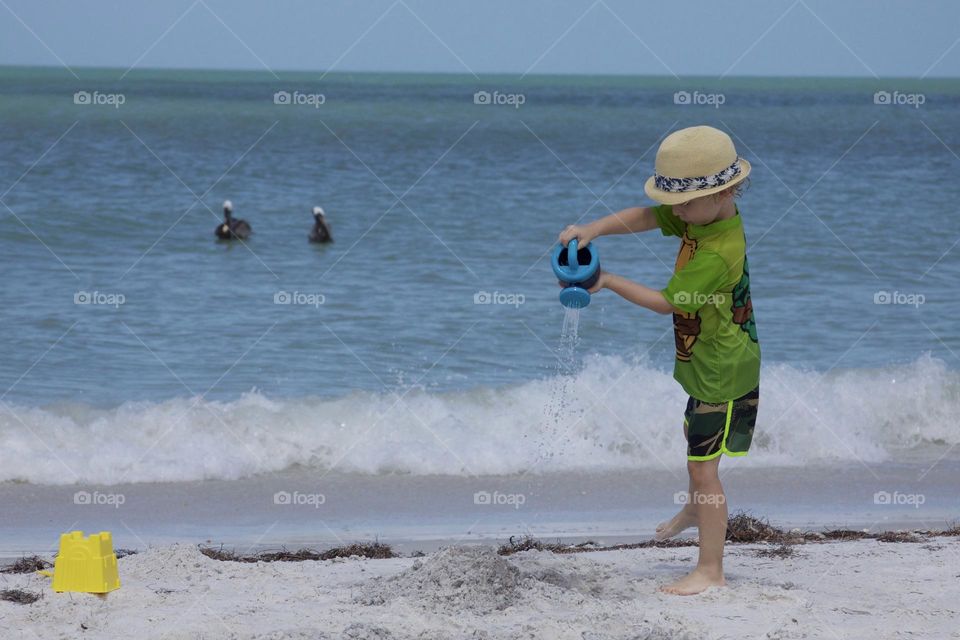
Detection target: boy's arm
<box><xmin>591</xmin><ymin>272</ymin><xmax>675</xmax><ymax>315</ymax></box>
<box><xmin>559</xmin><ymin>207</ymin><xmax>658</xmax><ymax>246</ymax></box>
<box><xmin>589</xmin><ymin>207</ymin><xmax>658</xmax><ymax>236</ymax></box>
<box><xmin>592</xmin><ymin>250</ymin><xmax>729</xmax><ymax>316</ymax></box>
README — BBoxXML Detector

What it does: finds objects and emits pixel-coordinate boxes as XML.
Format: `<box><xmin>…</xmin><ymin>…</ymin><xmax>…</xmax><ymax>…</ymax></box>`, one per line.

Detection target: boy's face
<box><xmin>672</xmin><ymin>191</ymin><xmax>730</xmax><ymax>225</ymax></box>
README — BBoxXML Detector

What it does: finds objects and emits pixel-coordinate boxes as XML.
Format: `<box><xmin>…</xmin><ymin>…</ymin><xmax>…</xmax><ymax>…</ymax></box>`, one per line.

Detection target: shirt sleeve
<box><xmin>653</xmin><ymin>204</ymin><xmax>686</xmax><ymax>237</ymax></box>
<box><xmin>661</xmin><ymin>250</ymin><xmax>730</xmax><ymax>313</ymax></box>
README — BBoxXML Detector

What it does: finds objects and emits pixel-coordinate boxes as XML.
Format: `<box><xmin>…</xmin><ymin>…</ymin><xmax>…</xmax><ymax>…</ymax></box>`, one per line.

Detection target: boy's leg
<box><xmin>661</xmin><ymin>456</ymin><xmax>726</xmax><ymax>595</ymax></box>
<box><xmin>655</xmin><ymin>423</ymin><xmax>698</xmax><ymax>541</ymax></box>
<box><xmin>654</xmin><ymin>476</ymin><xmax>698</xmax><ymax>540</ymax></box>
<box><xmin>659</xmin><ymin>386</ymin><xmax>756</xmax><ymax>594</ymax></box>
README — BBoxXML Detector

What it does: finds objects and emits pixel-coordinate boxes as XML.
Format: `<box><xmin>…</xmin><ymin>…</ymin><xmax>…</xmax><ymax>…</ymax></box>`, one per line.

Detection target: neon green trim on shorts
<box><xmin>718</xmin><ymin>400</ymin><xmax>733</xmax><ymax>453</ymax></box>
<box><xmin>687</xmin><ymin>451</ymin><xmax>723</xmax><ymax>462</ymax></box>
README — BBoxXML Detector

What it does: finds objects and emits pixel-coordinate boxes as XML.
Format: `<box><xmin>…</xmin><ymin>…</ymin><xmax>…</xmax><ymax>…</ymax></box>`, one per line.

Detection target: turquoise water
<box><xmin>1</xmin><ymin>68</ymin><xmax>959</xmax><ymax>483</ymax></box>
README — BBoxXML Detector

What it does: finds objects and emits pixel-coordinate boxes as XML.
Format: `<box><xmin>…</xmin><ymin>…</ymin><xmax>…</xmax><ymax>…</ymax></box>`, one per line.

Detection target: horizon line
<box><xmin>0</xmin><ymin>63</ymin><xmax>957</xmax><ymax>82</ymax></box>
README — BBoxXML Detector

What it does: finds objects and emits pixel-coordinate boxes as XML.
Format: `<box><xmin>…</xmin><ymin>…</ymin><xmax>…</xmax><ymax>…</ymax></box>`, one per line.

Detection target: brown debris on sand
<box><xmin>755</xmin><ymin>543</ymin><xmax>796</xmax><ymax>558</ymax></box>
<box><xmin>0</xmin><ymin>556</ymin><xmax>52</xmax><ymax>574</ymax></box>
<box><xmin>315</xmin><ymin>543</ymin><xmax>394</xmax><ymax>560</ymax></box>
<box><xmin>821</xmin><ymin>529</ymin><xmax>869</xmax><ymax>541</ymax></box>
<box><xmin>877</xmin><ymin>531</ymin><xmax>922</xmax><ymax>543</ymax></box>
<box><xmin>199</xmin><ymin>542</ymin><xmax>395</xmax><ymax>563</ymax></box>
<box><xmin>497</xmin><ymin>536</ymin><xmax>581</xmax><ymax>555</ymax></box>
<box><xmin>496</xmin><ymin>535</ymin><xmax>699</xmax><ymax>556</ymax></box>
<box><xmin>0</xmin><ymin>589</ymin><xmax>41</xmax><ymax>605</ymax></box>
<box><xmin>726</xmin><ymin>511</ymin><xmax>790</xmax><ymax>543</ymax></box>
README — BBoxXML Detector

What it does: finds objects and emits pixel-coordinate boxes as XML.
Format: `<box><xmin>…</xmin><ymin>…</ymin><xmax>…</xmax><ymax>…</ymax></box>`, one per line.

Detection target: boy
<box><xmin>558</xmin><ymin>125</ymin><xmax>760</xmax><ymax>595</ymax></box>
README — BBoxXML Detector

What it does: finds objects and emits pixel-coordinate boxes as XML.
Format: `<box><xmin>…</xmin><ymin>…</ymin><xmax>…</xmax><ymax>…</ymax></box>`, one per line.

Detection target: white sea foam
<box><xmin>1</xmin><ymin>354</ymin><xmax>957</xmax><ymax>485</ymax></box>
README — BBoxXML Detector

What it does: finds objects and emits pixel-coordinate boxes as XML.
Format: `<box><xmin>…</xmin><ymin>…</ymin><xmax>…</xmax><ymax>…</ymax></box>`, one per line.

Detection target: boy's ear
<box><xmin>713</xmin><ymin>186</ymin><xmax>735</xmax><ymax>201</ymax></box>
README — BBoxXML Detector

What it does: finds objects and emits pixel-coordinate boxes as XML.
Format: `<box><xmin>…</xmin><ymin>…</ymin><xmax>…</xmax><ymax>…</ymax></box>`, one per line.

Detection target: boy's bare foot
<box><xmin>659</xmin><ymin>568</ymin><xmax>726</xmax><ymax>595</ymax></box>
<box><xmin>654</xmin><ymin>510</ymin><xmax>698</xmax><ymax>542</ymax></box>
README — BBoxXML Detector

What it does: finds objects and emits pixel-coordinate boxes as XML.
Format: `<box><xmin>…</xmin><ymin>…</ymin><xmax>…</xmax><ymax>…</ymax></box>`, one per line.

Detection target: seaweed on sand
<box><xmin>0</xmin><ymin>589</ymin><xmax>41</xmax><ymax>604</ymax></box>
<box><xmin>200</xmin><ymin>541</ymin><xmax>395</xmax><ymax>563</ymax></box>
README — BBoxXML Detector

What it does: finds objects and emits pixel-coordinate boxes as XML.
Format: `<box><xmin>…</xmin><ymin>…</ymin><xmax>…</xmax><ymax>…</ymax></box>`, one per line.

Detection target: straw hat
<box><xmin>644</xmin><ymin>126</ymin><xmax>751</xmax><ymax>205</ymax></box>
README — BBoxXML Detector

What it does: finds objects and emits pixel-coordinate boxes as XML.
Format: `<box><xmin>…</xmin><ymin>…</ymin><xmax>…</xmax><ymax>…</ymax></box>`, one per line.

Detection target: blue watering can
<box><xmin>551</xmin><ymin>239</ymin><xmax>601</xmax><ymax>308</ymax></box>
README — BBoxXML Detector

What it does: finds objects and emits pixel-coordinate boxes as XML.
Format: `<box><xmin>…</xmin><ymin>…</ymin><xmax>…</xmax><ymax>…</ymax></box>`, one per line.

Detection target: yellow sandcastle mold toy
<box><xmin>40</xmin><ymin>531</ymin><xmax>121</xmax><ymax>593</ymax></box>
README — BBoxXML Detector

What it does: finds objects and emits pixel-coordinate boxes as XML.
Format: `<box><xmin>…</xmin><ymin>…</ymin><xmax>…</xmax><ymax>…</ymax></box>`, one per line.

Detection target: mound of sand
<box><xmin>359</xmin><ymin>545</ymin><xmax>521</xmax><ymax>613</ymax></box>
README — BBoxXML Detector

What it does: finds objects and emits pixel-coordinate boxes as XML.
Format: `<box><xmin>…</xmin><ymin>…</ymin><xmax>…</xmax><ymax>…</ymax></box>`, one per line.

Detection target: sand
<box><xmin>3</xmin><ymin>537</ymin><xmax>959</xmax><ymax>639</ymax></box>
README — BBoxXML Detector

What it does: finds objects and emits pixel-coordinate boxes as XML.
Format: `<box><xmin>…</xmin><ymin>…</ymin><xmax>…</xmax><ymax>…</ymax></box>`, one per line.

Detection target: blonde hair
<box><xmin>714</xmin><ymin>178</ymin><xmax>750</xmax><ymax>200</ymax></box>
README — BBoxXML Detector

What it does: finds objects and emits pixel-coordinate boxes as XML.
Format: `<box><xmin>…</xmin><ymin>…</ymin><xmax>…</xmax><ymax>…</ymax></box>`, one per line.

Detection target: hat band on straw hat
<box><xmin>654</xmin><ymin>158</ymin><xmax>743</xmax><ymax>194</ymax></box>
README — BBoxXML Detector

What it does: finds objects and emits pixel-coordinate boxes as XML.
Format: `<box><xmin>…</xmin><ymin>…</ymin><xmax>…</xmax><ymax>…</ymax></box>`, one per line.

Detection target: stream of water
<box><xmin>535</xmin><ymin>307</ymin><xmax>584</xmax><ymax>465</ymax></box>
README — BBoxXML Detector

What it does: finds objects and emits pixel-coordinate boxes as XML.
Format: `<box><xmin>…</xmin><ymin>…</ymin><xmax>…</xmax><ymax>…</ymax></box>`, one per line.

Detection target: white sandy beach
<box><xmin>3</xmin><ymin>536</ymin><xmax>958</xmax><ymax>639</ymax></box>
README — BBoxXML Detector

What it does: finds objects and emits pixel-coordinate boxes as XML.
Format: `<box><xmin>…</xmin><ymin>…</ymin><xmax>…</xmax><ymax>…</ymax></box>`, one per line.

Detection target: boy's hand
<box><xmin>587</xmin><ymin>270</ymin><xmax>608</xmax><ymax>294</ymax></box>
<box><xmin>558</xmin><ymin>224</ymin><xmax>596</xmax><ymax>248</ymax></box>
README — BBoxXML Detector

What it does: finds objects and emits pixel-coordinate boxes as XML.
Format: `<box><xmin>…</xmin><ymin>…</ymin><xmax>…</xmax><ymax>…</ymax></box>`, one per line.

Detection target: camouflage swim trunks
<box><xmin>684</xmin><ymin>385</ymin><xmax>759</xmax><ymax>461</ymax></box>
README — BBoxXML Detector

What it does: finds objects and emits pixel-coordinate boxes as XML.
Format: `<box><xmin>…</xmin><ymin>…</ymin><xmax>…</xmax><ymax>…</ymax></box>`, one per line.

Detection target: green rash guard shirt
<box><xmin>653</xmin><ymin>204</ymin><xmax>761</xmax><ymax>403</ymax></box>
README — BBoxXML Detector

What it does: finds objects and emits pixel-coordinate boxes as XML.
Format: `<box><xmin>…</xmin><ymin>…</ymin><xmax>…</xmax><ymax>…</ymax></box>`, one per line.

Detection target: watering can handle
<box><xmin>567</xmin><ymin>239</ymin><xmax>579</xmax><ymax>269</ymax></box>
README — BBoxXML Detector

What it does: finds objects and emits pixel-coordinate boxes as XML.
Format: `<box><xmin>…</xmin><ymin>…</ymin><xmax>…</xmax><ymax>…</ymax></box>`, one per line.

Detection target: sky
<box><xmin>0</xmin><ymin>0</ymin><xmax>958</xmax><ymax>78</ymax></box>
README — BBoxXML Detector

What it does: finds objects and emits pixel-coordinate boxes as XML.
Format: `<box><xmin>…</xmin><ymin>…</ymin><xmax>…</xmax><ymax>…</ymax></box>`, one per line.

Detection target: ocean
<box><xmin>1</xmin><ymin>67</ymin><xmax>959</xmax><ymax>487</ymax></box>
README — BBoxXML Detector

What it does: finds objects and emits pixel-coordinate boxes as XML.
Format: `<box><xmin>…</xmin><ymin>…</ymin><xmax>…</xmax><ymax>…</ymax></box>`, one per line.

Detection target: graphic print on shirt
<box><xmin>731</xmin><ymin>254</ymin><xmax>758</xmax><ymax>343</ymax></box>
<box><xmin>672</xmin><ymin>233</ymin><xmax>701</xmax><ymax>362</ymax></box>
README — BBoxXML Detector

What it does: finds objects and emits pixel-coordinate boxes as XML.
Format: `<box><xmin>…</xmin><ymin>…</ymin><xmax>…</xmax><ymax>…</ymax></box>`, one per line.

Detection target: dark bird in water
<box><xmin>215</xmin><ymin>200</ymin><xmax>251</xmax><ymax>240</ymax></box>
<box><xmin>308</xmin><ymin>206</ymin><xmax>333</xmax><ymax>244</ymax></box>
